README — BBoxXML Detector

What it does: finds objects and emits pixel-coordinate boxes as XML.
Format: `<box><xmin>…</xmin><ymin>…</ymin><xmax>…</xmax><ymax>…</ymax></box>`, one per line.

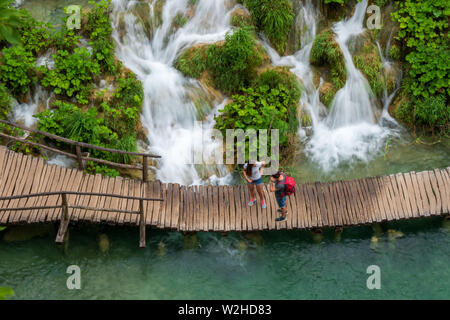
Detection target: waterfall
<box><xmin>110</xmin><ymin>0</ymin><xmax>235</xmax><ymax>185</ymax></box>
<box><xmin>305</xmin><ymin>0</ymin><xmax>394</xmax><ymax>171</ymax></box>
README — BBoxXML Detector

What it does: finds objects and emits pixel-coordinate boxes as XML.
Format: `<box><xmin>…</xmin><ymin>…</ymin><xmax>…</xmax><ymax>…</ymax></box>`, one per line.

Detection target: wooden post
<box><xmin>142</xmin><ymin>155</ymin><xmax>148</xmax><ymax>183</ymax></box>
<box><xmin>56</xmin><ymin>193</ymin><xmax>70</xmax><ymax>244</ymax></box>
<box><xmin>139</xmin><ymin>199</ymin><xmax>146</xmax><ymax>248</ymax></box>
<box><xmin>76</xmin><ymin>145</ymin><xmax>84</xmax><ymax>170</ymax></box>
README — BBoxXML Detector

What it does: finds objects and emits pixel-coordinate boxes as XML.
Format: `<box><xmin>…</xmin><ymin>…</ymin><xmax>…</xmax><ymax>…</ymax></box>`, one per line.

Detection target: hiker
<box><xmin>243</xmin><ymin>160</ymin><xmax>266</xmax><ymax>209</ymax></box>
<box><xmin>270</xmin><ymin>171</ymin><xmax>295</xmax><ymax>222</ymax></box>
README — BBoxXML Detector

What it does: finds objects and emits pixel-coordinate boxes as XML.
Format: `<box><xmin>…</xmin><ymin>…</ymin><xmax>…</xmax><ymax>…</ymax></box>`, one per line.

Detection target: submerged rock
<box><xmin>237</xmin><ymin>240</ymin><xmax>248</xmax><ymax>252</ymax></box>
<box><xmin>97</xmin><ymin>233</ymin><xmax>110</xmax><ymax>253</ymax></box>
<box><xmin>156</xmin><ymin>241</ymin><xmax>166</xmax><ymax>257</ymax></box>
<box><xmin>311</xmin><ymin>229</ymin><xmax>323</xmax><ymax>244</ymax></box>
<box><xmin>183</xmin><ymin>232</ymin><xmax>198</xmax><ymax>250</ymax></box>
<box><xmin>372</xmin><ymin>223</ymin><xmax>383</xmax><ymax>238</ymax></box>
<box><xmin>3</xmin><ymin>224</ymin><xmax>53</xmax><ymax>242</ymax></box>
<box><xmin>387</xmin><ymin>229</ymin><xmax>404</xmax><ymax>240</ymax></box>
<box><xmin>243</xmin><ymin>232</ymin><xmax>264</xmax><ymax>246</ymax></box>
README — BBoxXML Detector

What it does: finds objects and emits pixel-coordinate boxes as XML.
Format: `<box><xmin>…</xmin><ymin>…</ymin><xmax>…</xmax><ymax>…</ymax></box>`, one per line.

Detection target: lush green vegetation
<box><xmin>0</xmin><ymin>0</ymin><xmax>24</xmax><ymax>46</ymax></box>
<box><xmin>39</xmin><ymin>48</ymin><xmax>100</xmax><ymax>104</ymax></box>
<box><xmin>391</xmin><ymin>0</ymin><xmax>449</xmax><ymax>133</ymax></box>
<box><xmin>215</xmin><ymin>68</ymin><xmax>302</xmax><ymax>160</ymax></box>
<box><xmin>0</xmin><ymin>83</ymin><xmax>12</xmax><ymax>120</ymax></box>
<box><xmin>0</xmin><ymin>46</ymin><xmax>36</xmax><ymax>95</ymax></box>
<box><xmin>206</xmin><ymin>27</ymin><xmax>266</xmax><ymax>95</ymax></box>
<box><xmin>240</xmin><ymin>0</ymin><xmax>294</xmax><ymax>54</ymax></box>
<box><xmin>310</xmin><ymin>30</ymin><xmax>346</xmax><ymax>89</ymax></box>
<box><xmin>0</xmin><ymin>0</ymin><xmax>144</xmax><ymax>177</ymax></box>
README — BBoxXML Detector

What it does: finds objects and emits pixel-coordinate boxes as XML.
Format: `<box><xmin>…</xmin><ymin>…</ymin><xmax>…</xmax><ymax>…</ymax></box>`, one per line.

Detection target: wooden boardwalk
<box><xmin>1</xmin><ymin>146</ymin><xmax>449</xmax><ymax>232</ymax></box>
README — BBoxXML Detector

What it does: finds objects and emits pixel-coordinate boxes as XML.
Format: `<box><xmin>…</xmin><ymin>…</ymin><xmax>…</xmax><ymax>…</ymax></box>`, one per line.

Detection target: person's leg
<box><xmin>248</xmin><ymin>183</ymin><xmax>256</xmax><ymax>206</ymax></box>
<box><xmin>255</xmin><ymin>182</ymin><xmax>265</xmax><ymax>206</ymax></box>
<box><xmin>275</xmin><ymin>196</ymin><xmax>287</xmax><ymax>221</ymax></box>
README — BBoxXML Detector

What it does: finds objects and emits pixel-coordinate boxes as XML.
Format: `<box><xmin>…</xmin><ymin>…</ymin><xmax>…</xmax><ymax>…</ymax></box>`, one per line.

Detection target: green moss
<box><xmin>310</xmin><ymin>30</ymin><xmax>346</xmax><ymax>90</ymax></box>
<box><xmin>242</xmin><ymin>0</ymin><xmax>294</xmax><ymax>54</ymax></box>
<box><xmin>0</xmin><ymin>83</ymin><xmax>12</xmax><ymax>120</ymax></box>
<box><xmin>388</xmin><ymin>45</ymin><xmax>401</xmax><ymax>61</ymax></box>
<box><xmin>353</xmin><ymin>51</ymin><xmax>384</xmax><ymax>97</ymax></box>
<box><xmin>175</xmin><ymin>44</ymin><xmax>209</xmax><ymax>79</ymax></box>
<box><xmin>205</xmin><ymin>27</ymin><xmax>265</xmax><ymax>95</ymax></box>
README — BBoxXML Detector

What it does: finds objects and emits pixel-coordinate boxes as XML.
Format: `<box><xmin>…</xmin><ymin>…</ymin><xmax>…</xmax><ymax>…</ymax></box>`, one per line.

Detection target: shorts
<box><xmin>248</xmin><ymin>177</ymin><xmax>263</xmax><ymax>185</ymax></box>
<box><xmin>276</xmin><ymin>195</ymin><xmax>286</xmax><ymax>208</ymax></box>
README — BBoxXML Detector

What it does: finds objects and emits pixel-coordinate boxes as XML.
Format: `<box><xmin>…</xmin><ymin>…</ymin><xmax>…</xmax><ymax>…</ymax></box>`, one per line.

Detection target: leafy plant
<box><xmin>85</xmin><ymin>0</ymin><xmax>117</xmax><ymax>74</ymax></box>
<box><xmin>0</xmin><ymin>0</ymin><xmax>25</xmax><ymax>45</ymax></box>
<box><xmin>206</xmin><ymin>27</ymin><xmax>265</xmax><ymax>94</ymax></box>
<box><xmin>39</xmin><ymin>48</ymin><xmax>100</xmax><ymax>104</ymax></box>
<box><xmin>0</xmin><ymin>83</ymin><xmax>12</xmax><ymax>119</ymax></box>
<box><xmin>175</xmin><ymin>45</ymin><xmax>209</xmax><ymax>79</ymax></box>
<box><xmin>18</xmin><ymin>13</ymin><xmax>53</xmax><ymax>56</ymax></box>
<box><xmin>310</xmin><ymin>30</ymin><xmax>346</xmax><ymax>89</ymax></box>
<box><xmin>0</xmin><ymin>46</ymin><xmax>36</xmax><ymax>95</ymax></box>
<box><xmin>243</xmin><ymin>0</ymin><xmax>294</xmax><ymax>54</ymax></box>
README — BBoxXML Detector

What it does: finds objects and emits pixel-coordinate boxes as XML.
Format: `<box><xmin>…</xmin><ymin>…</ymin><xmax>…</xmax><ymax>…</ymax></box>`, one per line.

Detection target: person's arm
<box><xmin>259</xmin><ymin>161</ymin><xmax>265</xmax><ymax>176</ymax></box>
<box><xmin>269</xmin><ymin>177</ymin><xmax>276</xmax><ymax>192</ymax></box>
<box><xmin>243</xmin><ymin>169</ymin><xmax>252</xmax><ymax>183</ymax></box>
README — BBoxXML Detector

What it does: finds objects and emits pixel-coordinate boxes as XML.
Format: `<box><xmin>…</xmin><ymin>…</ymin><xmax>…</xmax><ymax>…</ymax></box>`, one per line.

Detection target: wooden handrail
<box><xmin>0</xmin><ymin>190</ymin><xmax>161</xmax><ymax>247</ymax></box>
<box><xmin>0</xmin><ymin>119</ymin><xmax>161</xmax><ymax>181</ymax></box>
<box><xmin>0</xmin><ymin>191</ymin><xmax>164</xmax><ymax>201</ymax></box>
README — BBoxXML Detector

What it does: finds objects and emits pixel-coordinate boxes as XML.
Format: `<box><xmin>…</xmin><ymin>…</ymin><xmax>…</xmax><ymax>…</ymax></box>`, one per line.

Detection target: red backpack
<box><xmin>281</xmin><ymin>173</ymin><xmax>296</xmax><ymax>197</ymax></box>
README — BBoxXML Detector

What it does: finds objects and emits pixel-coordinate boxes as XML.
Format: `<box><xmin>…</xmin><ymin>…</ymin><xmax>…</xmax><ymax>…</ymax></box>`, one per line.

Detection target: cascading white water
<box><xmin>305</xmin><ymin>0</ymin><xmax>394</xmax><ymax>171</ymax></box>
<box><xmin>110</xmin><ymin>0</ymin><xmax>235</xmax><ymax>185</ymax></box>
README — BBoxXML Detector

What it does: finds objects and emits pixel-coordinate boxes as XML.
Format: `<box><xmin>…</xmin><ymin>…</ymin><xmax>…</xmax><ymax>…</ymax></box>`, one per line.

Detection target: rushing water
<box><xmin>3</xmin><ymin>0</ymin><xmax>449</xmax><ymax>300</ymax></box>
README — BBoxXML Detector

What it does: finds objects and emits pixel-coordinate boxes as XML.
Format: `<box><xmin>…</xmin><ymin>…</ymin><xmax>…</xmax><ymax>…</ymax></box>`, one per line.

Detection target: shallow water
<box><xmin>1</xmin><ymin>217</ymin><xmax>449</xmax><ymax>299</ymax></box>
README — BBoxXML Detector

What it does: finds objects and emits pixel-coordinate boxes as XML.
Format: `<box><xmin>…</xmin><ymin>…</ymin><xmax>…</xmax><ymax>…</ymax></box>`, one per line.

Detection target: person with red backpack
<box><xmin>270</xmin><ymin>171</ymin><xmax>295</xmax><ymax>222</ymax></box>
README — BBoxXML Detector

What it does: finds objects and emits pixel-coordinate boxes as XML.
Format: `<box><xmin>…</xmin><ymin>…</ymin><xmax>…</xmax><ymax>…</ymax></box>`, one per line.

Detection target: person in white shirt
<box><xmin>243</xmin><ymin>160</ymin><xmax>266</xmax><ymax>208</ymax></box>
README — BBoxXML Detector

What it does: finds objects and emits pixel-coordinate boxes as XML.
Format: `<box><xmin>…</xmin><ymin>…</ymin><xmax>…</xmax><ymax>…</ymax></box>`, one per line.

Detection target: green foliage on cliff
<box><xmin>0</xmin><ymin>0</ymin><xmax>24</xmax><ymax>46</ymax></box>
<box><xmin>0</xmin><ymin>46</ymin><xmax>36</xmax><ymax>95</ymax></box>
<box><xmin>242</xmin><ymin>0</ymin><xmax>294</xmax><ymax>54</ymax></box>
<box><xmin>85</xmin><ymin>0</ymin><xmax>117</xmax><ymax>74</ymax></box>
<box><xmin>391</xmin><ymin>0</ymin><xmax>449</xmax><ymax>132</ymax></box>
<box><xmin>176</xmin><ymin>45</ymin><xmax>208</xmax><ymax>79</ymax></box>
<box><xmin>310</xmin><ymin>30</ymin><xmax>346</xmax><ymax>90</ymax></box>
<box><xmin>0</xmin><ymin>83</ymin><xmax>12</xmax><ymax>120</ymax></box>
<box><xmin>206</xmin><ymin>27</ymin><xmax>265</xmax><ymax>95</ymax></box>
<box><xmin>39</xmin><ymin>48</ymin><xmax>100</xmax><ymax>104</ymax></box>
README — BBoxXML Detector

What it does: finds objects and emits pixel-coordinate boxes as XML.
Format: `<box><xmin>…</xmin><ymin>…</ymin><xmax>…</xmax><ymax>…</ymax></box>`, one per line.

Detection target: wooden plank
<box><xmin>314</xmin><ymin>182</ymin><xmax>328</xmax><ymax>227</ymax></box>
<box><xmin>217</xmin><ymin>186</ymin><xmax>224</xmax><ymax>231</ymax></box>
<box><xmin>428</xmin><ymin>170</ymin><xmax>442</xmax><ymax>215</ymax></box>
<box><xmin>289</xmin><ymin>188</ymin><xmax>299</xmax><ymax>229</ymax></box>
<box><xmin>403</xmin><ymin>172</ymin><xmax>420</xmax><ymax>217</ymax></box>
<box><xmin>16</xmin><ymin>157</ymin><xmax>44</xmax><ymax>223</ymax></box>
<box><xmin>158</xmin><ymin>183</ymin><xmax>168</xmax><ymax>228</ymax></box>
<box><xmin>375</xmin><ymin>176</ymin><xmax>392</xmax><ymax>221</ymax></box>
<box><xmin>396</xmin><ymin>173</ymin><xmax>414</xmax><ymax>219</ymax></box>
<box><xmin>420</xmin><ymin>171</ymin><xmax>436</xmax><ymax>215</ymax></box>
<box><xmin>177</xmin><ymin>186</ymin><xmax>186</xmax><ymax>231</ymax></box>
<box><xmin>370</xmin><ymin>177</ymin><xmax>388</xmax><ymax>222</ymax></box>
<box><xmin>385</xmin><ymin>175</ymin><xmax>401</xmax><ymax>220</ymax></box>
<box><xmin>92</xmin><ymin>175</ymin><xmax>111</xmax><ymax>223</ymax></box>
<box><xmin>22</xmin><ymin>158</ymin><xmax>49</xmax><ymax>223</ymax></box>
<box><xmin>353</xmin><ymin>178</ymin><xmax>370</xmax><ymax>224</ymax></box>
<box><xmin>197</xmin><ymin>185</ymin><xmax>206</xmax><ymax>231</ymax></box>
<box><xmin>49</xmin><ymin>167</ymin><xmax>79</xmax><ymax>222</ymax></box>
<box><xmin>320</xmin><ymin>182</ymin><xmax>335</xmax><ymax>227</ymax></box>
<box><xmin>227</xmin><ymin>185</ymin><xmax>237</xmax><ymax>231</ymax></box>
<box><xmin>434</xmin><ymin>169</ymin><xmax>449</xmax><ymax>213</ymax></box>
<box><xmin>416</xmin><ymin>172</ymin><xmax>432</xmax><ymax>216</ymax></box>
<box><xmin>115</xmin><ymin>178</ymin><xmax>129</xmax><ymax>225</ymax></box>
<box><xmin>408</xmin><ymin>172</ymin><xmax>426</xmax><ymax>217</ymax></box>
<box><xmin>366</xmin><ymin>177</ymin><xmax>382</xmax><ymax>222</ymax></box>
<box><xmin>304</xmin><ymin>183</ymin><xmax>318</xmax><ymax>227</ymax></box>
<box><xmin>189</xmin><ymin>186</ymin><xmax>197</xmax><ymax>232</ymax></box>
<box><xmin>223</xmin><ymin>186</ymin><xmax>231</xmax><ymax>232</ymax></box>
<box><xmin>241</xmin><ymin>184</ymin><xmax>250</xmax><ymax>231</ymax></box>
<box><xmin>194</xmin><ymin>186</ymin><xmax>202</xmax><ymax>232</ymax></box>
<box><xmin>357</xmin><ymin>178</ymin><xmax>374</xmax><ymax>224</ymax></box>
<box><xmin>390</xmin><ymin>173</ymin><xmax>408</xmax><ymax>219</ymax></box>
<box><xmin>234</xmin><ymin>185</ymin><xmax>243</xmax><ymax>231</ymax></box>
<box><xmin>0</xmin><ymin>153</ymin><xmax>26</xmax><ymax>223</ymax></box>
<box><xmin>336</xmin><ymin>181</ymin><xmax>351</xmax><ymax>225</ymax></box>
<box><xmin>81</xmin><ymin>174</ymin><xmax>102</xmax><ymax>222</ymax></box>
<box><xmin>297</xmin><ymin>184</ymin><xmax>310</xmax><ymax>228</ymax></box>
<box><xmin>8</xmin><ymin>155</ymin><xmax>35</xmax><ymax>223</ymax></box>
<box><xmin>165</xmin><ymin>183</ymin><xmax>174</xmax><ymax>229</ymax></box>
<box><xmin>206</xmin><ymin>185</ymin><xmax>214</xmax><ymax>231</ymax></box>
<box><xmin>104</xmin><ymin>176</ymin><xmax>123</xmax><ymax>224</ymax></box>
<box><xmin>171</xmin><ymin>183</ymin><xmax>181</xmax><ymax>229</ymax></box>
<box><xmin>0</xmin><ymin>151</ymin><xmax>16</xmax><ymax>216</ymax></box>
<box><xmin>132</xmin><ymin>180</ymin><xmax>143</xmax><ymax>226</ymax></box>
<box><xmin>328</xmin><ymin>182</ymin><xmax>343</xmax><ymax>226</ymax></box>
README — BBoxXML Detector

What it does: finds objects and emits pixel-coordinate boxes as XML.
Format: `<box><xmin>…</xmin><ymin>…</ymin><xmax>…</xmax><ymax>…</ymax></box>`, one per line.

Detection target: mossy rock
<box><xmin>310</xmin><ymin>29</ymin><xmax>346</xmax><ymax>91</ymax></box>
<box><xmin>230</xmin><ymin>7</ymin><xmax>251</xmax><ymax>28</ymax></box>
<box><xmin>318</xmin><ymin>81</ymin><xmax>337</xmax><ymax>108</ymax></box>
<box><xmin>3</xmin><ymin>224</ymin><xmax>54</xmax><ymax>242</ymax></box>
<box><xmin>97</xmin><ymin>233</ymin><xmax>110</xmax><ymax>253</ymax></box>
<box><xmin>243</xmin><ymin>232</ymin><xmax>263</xmax><ymax>245</ymax></box>
<box><xmin>175</xmin><ymin>43</ymin><xmax>210</xmax><ymax>79</ymax></box>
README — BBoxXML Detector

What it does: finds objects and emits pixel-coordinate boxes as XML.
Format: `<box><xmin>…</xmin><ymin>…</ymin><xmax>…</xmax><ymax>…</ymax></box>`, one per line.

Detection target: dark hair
<box><xmin>271</xmin><ymin>172</ymin><xmax>281</xmax><ymax>179</ymax></box>
<box><xmin>245</xmin><ymin>162</ymin><xmax>253</xmax><ymax>177</ymax></box>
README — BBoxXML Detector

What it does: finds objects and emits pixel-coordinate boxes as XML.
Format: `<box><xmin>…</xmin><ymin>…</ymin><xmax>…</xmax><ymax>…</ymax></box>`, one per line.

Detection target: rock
<box><xmin>237</xmin><ymin>240</ymin><xmax>248</xmax><ymax>252</ymax></box>
<box><xmin>97</xmin><ymin>233</ymin><xmax>110</xmax><ymax>253</ymax></box>
<box><xmin>243</xmin><ymin>232</ymin><xmax>263</xmax><ymax>246</ymax></box>
<box><xmin>3</xmin><ymin>224</ymin><xmax>53</xmax><ymax>242</ymax></box>
<box><xmin>318</xmin><ymin>81</ymin><xmax>336</xmax><ymax>108</ymax></box>
<box><xmin>372</xmin><ymin>223</ymin><xmax>383</xmax><ymax>238</ymax></box>
<box><xmin>156</xmin><ymin>241</ymin><xmax>166</xmax><ymax>257</ymax></box>
<box><xmin>229</xmin><ymin>7</ymin><xmax>251</xmax><ymax>28</ymax></box>
<box><xmin>334</xmin><ymin>227</ymin><xmax>343</xmax><ymax>242</ymax></box>
<box><xmin>312</xmin><ymin>229</ymin><xmax>323</xmax><ymax>244</ymax></box>
<box><xmin>387</xmin><ymin>229</ymin><xmax>404</xmax><ymax>240</ymax></box>
<box><xmin>370</xmin><ymin>236</ymin><xmax>379</xmax><ymax>250</ymax></box>
<box><xmin>183</xmin><ymin>232</ymin><xmax>198</xmax><ymax>250</ymax></box>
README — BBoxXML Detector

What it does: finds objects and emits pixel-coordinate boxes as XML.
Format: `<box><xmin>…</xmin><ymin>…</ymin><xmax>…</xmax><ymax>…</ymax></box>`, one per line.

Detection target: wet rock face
<box><xmin>3</xmin><ymin>224</ymin><xmax>54</xmax><ymax>242</ymax></box>
<box><xmin>97</xmin><ymin>233</ymin><xmax>110</xmax><ymax>253</ymax></box>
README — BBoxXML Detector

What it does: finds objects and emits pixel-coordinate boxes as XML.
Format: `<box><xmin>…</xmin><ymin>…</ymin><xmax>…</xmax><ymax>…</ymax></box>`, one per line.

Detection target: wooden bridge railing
<box><xmin>0</xmin><ymin>119</ymin><xmax>161</xmax><ymax>182</ymax></box>
<box><xmin>0</xmin><ymin>191</ymin><xmax>164</xmax><ymax>247</ymax></box>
